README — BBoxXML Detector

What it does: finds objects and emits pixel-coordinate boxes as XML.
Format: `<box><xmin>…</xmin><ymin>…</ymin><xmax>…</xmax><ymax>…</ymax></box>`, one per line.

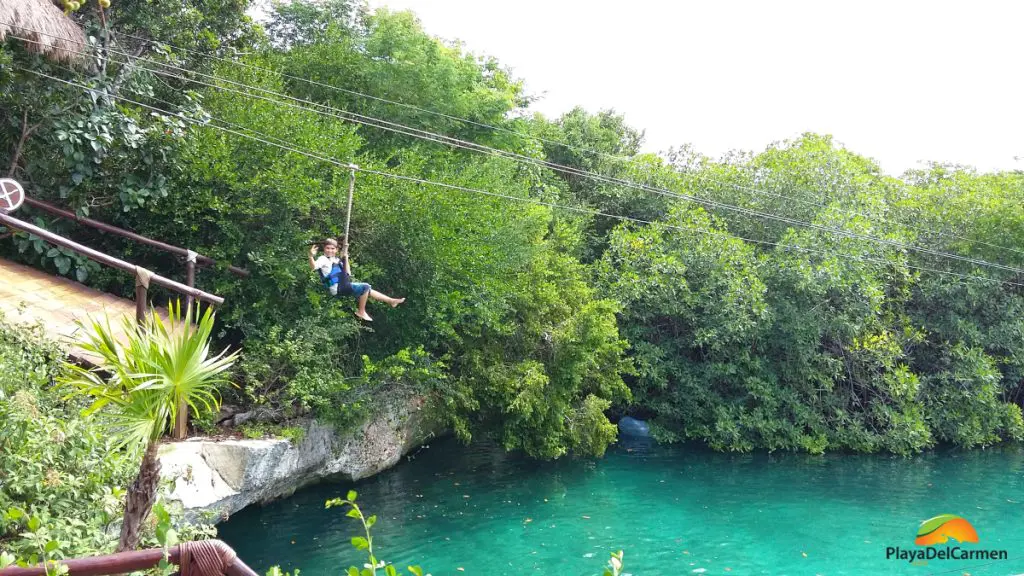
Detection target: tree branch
<box><xmin>109</xmin><ymin>42</ymin><xmax>149</xmax><ymax>98</ymax></box>
<box><xmin>7</xmin><ymin>109</ymin><xmax>41</xmax><ymax>178</ymax></box>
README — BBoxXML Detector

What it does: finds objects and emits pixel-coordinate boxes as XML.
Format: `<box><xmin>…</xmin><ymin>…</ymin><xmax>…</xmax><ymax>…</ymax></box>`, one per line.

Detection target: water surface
<box><xmin>220</xmin><ymin>437</ymin><xmax>1024</xmax><ymax>575</ymax></box>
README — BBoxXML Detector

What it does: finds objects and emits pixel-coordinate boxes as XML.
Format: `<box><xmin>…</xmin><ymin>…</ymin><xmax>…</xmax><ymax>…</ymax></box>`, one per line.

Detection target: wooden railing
<box><xmin>0</xmin><ymin>540</ymin><xmax>259</xmax><ymax>576</ymax></box>
<box><xmin>24</xmin><ymin>198</ymin><xmax>250</xmax><ymax>276</ymax></box>
<box><xmin>0</xmin><ymin>200</ymin><xmax>230</xmax><ymax>437</ymax></box>
<box><xmin>23</xmin><ymin>197</ymin><xmax>248</xmax><ymax>312</ymax></box>
<box><xmin>0</xmin><ymin>211</ymin><xmax>223</xmax><ymax>312</ymax></box>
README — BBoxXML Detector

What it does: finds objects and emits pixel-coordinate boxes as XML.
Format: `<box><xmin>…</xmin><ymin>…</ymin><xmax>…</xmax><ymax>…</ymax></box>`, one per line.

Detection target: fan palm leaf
<box><xmin>63</xmin><ymin>300</ymin><xmax>239</xmax><ymax>446</ymax></box>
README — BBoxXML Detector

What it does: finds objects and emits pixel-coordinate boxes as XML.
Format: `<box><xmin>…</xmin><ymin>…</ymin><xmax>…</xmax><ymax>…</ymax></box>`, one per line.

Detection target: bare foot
<box><xmin>391</xmin><ymin>297</ymin><xmax>406</xmax><ymax>308</ymax></box>
<box><xmin>356</xmin><ymin>310</ymin><xmax>373</xmax><ymax>322</ymax></box>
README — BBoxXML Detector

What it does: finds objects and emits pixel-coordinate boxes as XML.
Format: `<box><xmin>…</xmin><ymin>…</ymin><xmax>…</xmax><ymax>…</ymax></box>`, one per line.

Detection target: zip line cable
<box><xmin>64</xmin><ymin>23</ymin><xmax>1024</xmax><ymax>261</ymax></box>
<box><xmin>5</xmin><ymin>24</ymin><xmax>1024</xmax><ymax>277</ymax></box>
<box><xmin>9</xmin><ymin>33</ymin><xmax>1022</xmax><ymax>280</ymax></box>
<box><xmin>100</xmin><ymin>28</ymin><xmax>642</xmax><ymax>165</ymax></box>
<box><xmin>13</xmin><ymin>65</ymin><xmax>1024</xmax><ymax>291</ymax></box>
<box><xmin>5</xmin><ymin>23</ymin><xmax>1023</xmax><ymax>266</ymax></box>
<box><xmin>13</xmin><ymin>48</ymin><xmax>1024</xmax><ymax>286</ymax></box>
<box><xmin>696</xmin><ymin>172</ymin><xmax>1024</xmax><ymax>258</ymax></box>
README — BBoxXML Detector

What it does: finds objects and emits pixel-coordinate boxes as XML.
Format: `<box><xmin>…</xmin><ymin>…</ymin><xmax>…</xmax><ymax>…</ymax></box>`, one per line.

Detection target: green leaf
<box><xmin>917</xmin><ymin>514</ymin><xmax>961</xmax><ymax>537</ymax></box>
<box><xmin>385</xmin><ymin>565</ymin><xmax>397</xmax><ymax>576</ymax></box>
<box><xmin>350</xmin><ymin>536</ymin><xmax>368</xmax><ymax>550</ymax></box>
<box><xmin>55</xmin><ymin>257</ymin><xmax>72</xmax><ymax>275</ymax></box>
<box><xmin>347</xmin><ymin>568</ymin><xmax>359</xmax><ymax>576</ymax></box>
<box><xmin>44</xmin><ymin>540</ymin><xmax>59</xmax><ymax>553</ymax></box>
<box><xmin>366</xmin><ymin>515</ymin><xmax>376</xmax><ymax>528</ymax></box>
<box><xmin>154</xmin><ymin>503</ymin><xmax>170</xmax><ymax>523</ymax></box>
<box><xmin>27</xmin><ymin>516</ymin><xmax>41</xmax><ymax>532</ymax></box>
<box><xmin>347</xmin><ymin>490</ymin><xmax>357</xmax><ymax>501</ymax></box>
<box><xmin>407</xmin><ymin>567</ymin><xmax>423</xmax><ymax>576</ymax></box>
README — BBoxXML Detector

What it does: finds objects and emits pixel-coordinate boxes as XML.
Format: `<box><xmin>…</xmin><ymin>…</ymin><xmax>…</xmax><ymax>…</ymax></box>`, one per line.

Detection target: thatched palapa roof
<box><xmin>0</xmin><ymin>0</ymin><xmax>86</xmax><ymax>62</ymax></box>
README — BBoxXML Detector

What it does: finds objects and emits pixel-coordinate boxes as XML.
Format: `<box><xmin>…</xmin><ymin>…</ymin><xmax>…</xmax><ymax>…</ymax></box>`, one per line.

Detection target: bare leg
<box><xmin>368</xmin><ymin>289</ymin><xmax>406</xmax><ymax>308</ymax></box>
<box><xmin>355</xmin><ymin>289</ymin><xmax>373</xmax><ymax>321</ymax></box>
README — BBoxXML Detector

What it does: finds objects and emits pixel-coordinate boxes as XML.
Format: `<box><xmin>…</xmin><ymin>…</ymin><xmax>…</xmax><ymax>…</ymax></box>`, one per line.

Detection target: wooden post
<box><xmin>134</xmin><ymin>267</ymin><xmax>151</xmax><ymax>326</ymax></box>
<box><xmin>175</xmin><ymin>251</ymin><xmax>199</xmax><ymax>439</ymax></box>
<box><xmin>184</xmin><ymin>249</ymin><xmax>197</xmax><ymax>313</ymax></box>
<box><xmin>342</xmin><ymin>166</ymin><xmax>357</xmax><ymax>254</ymax></box>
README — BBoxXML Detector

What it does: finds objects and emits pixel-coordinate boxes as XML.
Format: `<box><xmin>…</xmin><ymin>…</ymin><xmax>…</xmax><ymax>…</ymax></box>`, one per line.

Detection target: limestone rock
<box><xmin>160</xmin><ymin>392</ymin><xmax>438</xmax><ymax>523</ymax></box>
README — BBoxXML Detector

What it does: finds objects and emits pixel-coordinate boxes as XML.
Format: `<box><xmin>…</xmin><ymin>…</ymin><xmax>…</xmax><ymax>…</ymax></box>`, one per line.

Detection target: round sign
<box><xmin>0</xmin><ymin>179</ymin><xmax>25</xmax><ymax>213</ymax></box>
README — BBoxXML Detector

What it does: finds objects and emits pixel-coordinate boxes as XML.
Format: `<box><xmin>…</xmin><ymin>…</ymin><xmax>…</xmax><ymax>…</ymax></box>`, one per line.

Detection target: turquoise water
<box><xmin>219</xmin><ymin>437</ymin><xmax>1024</xmax><ymax>575</ymax></box>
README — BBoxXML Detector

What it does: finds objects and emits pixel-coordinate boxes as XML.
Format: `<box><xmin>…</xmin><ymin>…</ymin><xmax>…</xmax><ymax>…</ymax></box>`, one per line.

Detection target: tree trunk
<box><xmin>116</xmin><ymin>441</ymin><xmax>162</xmax><ymax>552</ymax></box>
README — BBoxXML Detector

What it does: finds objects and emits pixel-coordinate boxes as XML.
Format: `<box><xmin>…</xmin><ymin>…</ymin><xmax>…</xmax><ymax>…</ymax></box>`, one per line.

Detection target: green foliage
<box><xmin>238</xmin><ymin>422</ymin><xmax>270</xmax><ymax>439</ymax></box>
<box><xmin>236</xmin><ymin>321</ymin><xmax>362</xmax><ymax>426</ymax></box>
<box><xmin>323</xmin><ymin>491</ymin><xmax>424</xmax><ymax>576</ymax></box>
<box><xmin>238</xmin><ymin>422</ymin><xmax>307</xmax><ymax>445</ymax></box>
<box><xmin>0</xmin><ymin>316</ymin><xmax>134</xmax><ymax>565</ymax></box>
<box><xmin>598</xmin><ymin>135</ymin><xmax>1024</xmax><ymax>454</ymax></box>
<box><xmin>271</xmin><ymin>5</ymin><xmax>527</xmax><ymax>152</ymax></box>
<box><xmin>278</xmin><ymin>425</ymin><xmax>307</xmax><ymax>444</ymax></box>
<box><xmin>190</xmin><ymin>408</ymin><xmax>220</xmax><ymax>435</ymax></box>
<box><xmin>61</xmin><ymin>301</ymin><xmax>237</xmax><ymax>550</ymax></box>
<box><xmin>603</xmin><ymin>550</ymin><xmax>625</xmax><ymax>576</ymax></box>
<box><xmin>264</xmin><ymin>0</ymin><xmax>364</xmax><ymax>48</ymax></box>
<box><xmin>12</xmin><ymin>218</ymin><xmax>102</xmax><ymax>282</ymax></box>
<box><xmin>919</xmin><ymin>344</ymin><xmax>1024</xmax><ymax>447</ymax></box>
<box><xmin>599</xmin><ymin>204</ymin><xmax>772</xmax><ymax>450</ymax></box>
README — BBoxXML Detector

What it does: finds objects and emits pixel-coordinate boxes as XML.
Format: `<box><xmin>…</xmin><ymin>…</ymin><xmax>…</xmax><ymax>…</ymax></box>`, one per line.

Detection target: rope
<box><xmin>178</xmin><ymin>540</ymin><xmax>237</xmax><ymax>576</ymax></box>
<box><xmin>343</xmin><ymin>166</ymin><xmax>357</xmax><ymax>254</ymax></box>
<box><xmin>134</xmin><ymin>266</ymin><xmax>153</xmax><ymax>289</ymax></box>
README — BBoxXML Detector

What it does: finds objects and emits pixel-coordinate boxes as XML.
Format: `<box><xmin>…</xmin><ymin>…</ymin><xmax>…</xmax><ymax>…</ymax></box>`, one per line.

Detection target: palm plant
<box><xmin>63</xmin><ymin>300</ymin><xmax>238</xmax><ymax>552</ymax></box>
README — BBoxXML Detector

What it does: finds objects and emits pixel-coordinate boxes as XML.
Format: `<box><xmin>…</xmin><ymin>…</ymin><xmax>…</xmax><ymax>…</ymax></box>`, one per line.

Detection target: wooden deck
<box><xmin>0</xmin><ymin>257</ymin><xmax>138</xmax><ymax>363</ymax></box>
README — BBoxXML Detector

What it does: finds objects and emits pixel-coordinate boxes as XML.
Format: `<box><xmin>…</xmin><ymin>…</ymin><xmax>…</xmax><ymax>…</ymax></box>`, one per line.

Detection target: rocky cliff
<box><xmin>159</xmin><ymin>393</ymin><xmax>438</xmax><ymax>522</ymax></box>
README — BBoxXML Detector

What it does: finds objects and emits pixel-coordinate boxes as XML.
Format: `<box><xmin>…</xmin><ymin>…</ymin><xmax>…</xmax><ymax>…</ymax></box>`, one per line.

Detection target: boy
<box><xmin>309</xmin><ymin>238</ymin><xmax>405</xmax><ymax>321</ymax></box>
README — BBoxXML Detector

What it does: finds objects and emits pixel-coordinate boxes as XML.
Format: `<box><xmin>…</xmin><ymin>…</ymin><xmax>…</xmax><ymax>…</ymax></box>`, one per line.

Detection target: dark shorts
<box><xmin>336</xmin><ymin>282</ymin><xmax>371</xmax><ymax>298</ymax></box>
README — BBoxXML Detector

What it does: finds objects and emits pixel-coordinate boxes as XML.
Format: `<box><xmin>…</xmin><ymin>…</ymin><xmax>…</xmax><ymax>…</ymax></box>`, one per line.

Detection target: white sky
<box><xmin>366</xmin><ymin>0</ymin><xmax>1024</xmax><ymax>175</ymax></box>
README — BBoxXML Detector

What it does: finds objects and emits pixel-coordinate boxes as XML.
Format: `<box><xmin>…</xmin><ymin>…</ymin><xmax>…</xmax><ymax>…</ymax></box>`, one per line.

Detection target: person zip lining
<box><xmin>309</xmin><ymin>238</ymin><xmax>404</xmax><ymax>321</ymax></box>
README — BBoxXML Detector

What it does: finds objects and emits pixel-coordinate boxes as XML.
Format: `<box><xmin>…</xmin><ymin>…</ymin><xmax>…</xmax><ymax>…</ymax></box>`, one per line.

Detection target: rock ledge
<box><xmin>159</xmin><ymin>393</ymin><xmax>436</xmax><ymax>522</ymax></box>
